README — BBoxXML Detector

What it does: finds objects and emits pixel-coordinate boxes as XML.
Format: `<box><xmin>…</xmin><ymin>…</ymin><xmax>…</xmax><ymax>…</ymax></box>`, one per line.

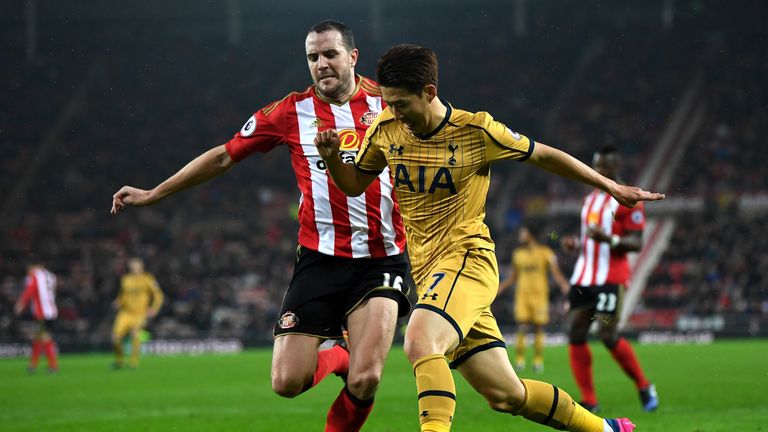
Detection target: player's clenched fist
<box><xmin>111</xmin><ymin>186</ymin><xmax>155</xmax><ymax>214</ymax></box>
<box><xmin>314</xmin><ymin>129</ymin><xmax>341</xmax><ymax>161</ymax></box>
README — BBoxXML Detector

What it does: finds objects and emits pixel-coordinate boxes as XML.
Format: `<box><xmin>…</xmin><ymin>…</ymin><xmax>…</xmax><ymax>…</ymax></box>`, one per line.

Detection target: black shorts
<box><xmin>37</xmin><ymin>319</ymin><xmax>56</xmax><ymax>334</ymax></box>
<box><xmin>274</xmin><ymin>246</ymin><xmax>412</xmax><ymax>339</ymax></box>
<box><xmin>568</xmin><ymin>284</ymin><xmax>624</xmax><ymax>316</ymax></box>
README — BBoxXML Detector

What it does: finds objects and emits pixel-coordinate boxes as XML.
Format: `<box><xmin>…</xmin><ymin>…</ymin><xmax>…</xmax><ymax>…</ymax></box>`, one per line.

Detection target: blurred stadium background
<box><xmin>1</xmin><ymin>0</ymin><xmax>766</xmax><ymax>430</ymax></box>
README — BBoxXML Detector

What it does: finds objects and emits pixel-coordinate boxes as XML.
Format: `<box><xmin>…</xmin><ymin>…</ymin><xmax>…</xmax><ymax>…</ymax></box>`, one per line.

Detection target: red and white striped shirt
<box><xmin>570</xmin><ymin>190</ymin><xmax>645</xmax><ymax>287</ymax></box>
<box><xmin>19</xmin><ymin>268</ymin><xmax>58</xmax><ymax>320</ymax></box>
<box><xmin>225</xmin><ymin>76</ymin><xmax>406</xmax><ymax>258</ymax></box>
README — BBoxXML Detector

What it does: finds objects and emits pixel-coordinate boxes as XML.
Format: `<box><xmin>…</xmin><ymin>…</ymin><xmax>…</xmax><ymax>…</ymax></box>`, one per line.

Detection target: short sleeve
<box><xmin>480</xmin><ymin>113</ymin><xmax>535</xmax><ymax>163</ymax></box>
<box><xmin>617</xmin><ymin>201</ymin><xmax>645</xmax><ymax>231</ymax></box>
<box><xmin>224</xmin><ymin>105</ymin><xmax>287</xmax><ymax>161</ymax></box>
<box><xmin>544</xmin><ymin>246</ymin><xmax>556</xmax><ymax>264</ymax></box>
<box><xmin>354</xmin><ymin>118</ymin><xmax>388</xmax><ymax>175</ymax></box>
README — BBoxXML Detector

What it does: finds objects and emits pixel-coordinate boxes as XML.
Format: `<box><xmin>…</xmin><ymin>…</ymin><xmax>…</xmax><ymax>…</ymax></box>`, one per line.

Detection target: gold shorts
<box><xmin>414</xmin><ymin>248</ymin><xmax>506</xmax><ymax>368</ymax></box>
<box><xmin>112</xmin><ymin>312</ymin><xmax>146</xmax><ymax>339</ymax></box>
<box><xmin>514</xmin><ymin>293</ymin><xmax>549</xmax><ymax>325</ymax></box>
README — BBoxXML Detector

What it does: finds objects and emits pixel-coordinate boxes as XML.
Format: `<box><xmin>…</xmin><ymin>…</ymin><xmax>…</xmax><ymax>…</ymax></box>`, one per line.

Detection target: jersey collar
<box><xmin>414</xmin><ymin>100</ymin><xmax>452</xmax><ymax>140</ymax></box>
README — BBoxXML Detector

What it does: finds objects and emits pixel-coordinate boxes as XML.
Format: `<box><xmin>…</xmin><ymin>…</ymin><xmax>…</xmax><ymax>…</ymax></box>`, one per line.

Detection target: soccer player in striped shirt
<box><xmin>14</xmin><ymin>261</ymin><xmax>59</xmax><ymax>373</ymax></box>
<box><xmin>562</xmin><ymin>146</ymin><xmax>659</xmax><ymax>413</ymax></box>
<box><xmin>316</xmin><ymin>44</ymin><xmax>664</xmax><ymax>432</ymax></box>
<box><xmin>111</xmin><ymin>20</ymin><xmax>409</xmax><ymax>431</ymax></box>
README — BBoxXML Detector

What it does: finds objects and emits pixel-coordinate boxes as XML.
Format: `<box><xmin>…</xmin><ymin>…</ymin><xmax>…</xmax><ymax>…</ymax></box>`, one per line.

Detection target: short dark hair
<box><xmin>596</xmin><ymin>145</ymin><xmax>620</xmax><ymax>157</ymax></box>
<box><xmin>377</xmin><ymin>44</ymin><xmax>438</xmax><ymax>94</ymax></box>
<box><xmin>308</xmin><ymin>20</ymin><xmax>355</xmax><ymax>51</ymax></box>
<box><xmin>520</xmin><ymin>225</ymin><xmax>539</xmax><ymax>239</ymax></box>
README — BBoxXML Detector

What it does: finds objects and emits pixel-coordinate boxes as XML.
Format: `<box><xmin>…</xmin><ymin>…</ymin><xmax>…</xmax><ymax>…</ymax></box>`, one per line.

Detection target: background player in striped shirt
<box><xmin>498</xmin><ymin>225</ymin><xmax>570</xmax><ymax>373</ymax></box>
<box><xmin>14</xmin><ymin>261</ymin><xmax>59</xmax><ymax>374</ymax></box>
<box><xmin>111</xmin><ymin>258</ymin><xmax>164</xmax><ymax>369</ymax></box>
<box><xmin>316</xmin><ymin>44</ymin><xmax>664</xmax><ymax>432</ymax></box>
<box><xmin>111</xmin><ymin>20</ymin><xmax>409</xmax><ymax>431</ymax></box>
<box><xmin>562</xmin><ymin>146</ymin><xmax>659</xmax><ymax>413</ymax></box>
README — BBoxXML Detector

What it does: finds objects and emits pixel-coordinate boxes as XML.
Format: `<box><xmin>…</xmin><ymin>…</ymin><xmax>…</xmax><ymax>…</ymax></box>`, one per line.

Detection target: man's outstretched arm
<box><xmin>526</xmin><ymin>142</ymin><xmax>665</xmax><ymax>207</ymax></box>
<box><xmin>111</xmin><ymin>144</ymin><xmax>236</xmax><ymax>214</ymax></box>
<box><xmin>314</xmin><ymin>129</ymin><xmax>377</xmax><ymax>197</ymax></box>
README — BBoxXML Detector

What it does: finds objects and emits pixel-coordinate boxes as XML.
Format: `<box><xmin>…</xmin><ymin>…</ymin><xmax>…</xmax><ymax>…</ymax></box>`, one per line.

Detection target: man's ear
<box><xmin>424</xmin><ymin>84</ymin><xmax>438</xmax><ymax>102</ymax></box>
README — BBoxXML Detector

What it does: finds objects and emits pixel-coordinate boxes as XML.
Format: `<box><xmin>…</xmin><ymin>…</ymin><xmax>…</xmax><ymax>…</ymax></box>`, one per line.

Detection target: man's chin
<box><xmin>319</xmin><ymin>84</ymin><xmax>349</xmax><ymax>100</ymax></box>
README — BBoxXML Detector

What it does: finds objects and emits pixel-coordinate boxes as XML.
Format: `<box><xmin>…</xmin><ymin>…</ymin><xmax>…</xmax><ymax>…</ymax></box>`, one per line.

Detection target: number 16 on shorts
<box><xmin>382</xmin><ymin>273</ymin><xmax>404</xmax><ymax>291</ymax></box>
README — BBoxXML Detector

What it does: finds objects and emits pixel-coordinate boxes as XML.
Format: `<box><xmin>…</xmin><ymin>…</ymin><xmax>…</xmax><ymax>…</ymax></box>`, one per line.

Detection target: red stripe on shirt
<box><xmin>590</xmin><ymin>193</ymin><xmax>613</xmax><ymax>286</ymax></box>
<box><xmin>287</xmin><ymin>99</ymin><xmax>320</xmax><ymax>251</ymax></box>
<box><xmin>575</xmin><ymin>192</ymin><xmax>597</xmax><ymax>286</ymax></box>
<box><xmin>312</xmin><ymin>97</ymin><xmax>352</xmax><ymax>257</ymax></box>
<box><xmin>348</xmin><ymin>96</ymin><xmax>387</xmax><ymax>257</ymax></box>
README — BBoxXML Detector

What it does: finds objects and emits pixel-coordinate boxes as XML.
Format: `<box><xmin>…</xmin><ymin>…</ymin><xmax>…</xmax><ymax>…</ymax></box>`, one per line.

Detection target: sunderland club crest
<box><xmin>360</xmin><ymin>111</ymin><xmax>378</xmax><ymax>126</ymax></box>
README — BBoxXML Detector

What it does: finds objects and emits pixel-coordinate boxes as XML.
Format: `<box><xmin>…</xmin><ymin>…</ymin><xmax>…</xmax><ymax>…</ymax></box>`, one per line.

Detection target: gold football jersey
<box><xmin>118</xmin><ymin>273</ymin><xmax>164</xmax><ymax>315</ymax></box>
<box><xmin>513</xmin><ymin>244</ymin><xmax>555</xmax><ymax>297</ymax></box>
<box><xmin>356</xmin><ymin>103</ymin><xmax>533</xmax><ymax>284</ymax></box>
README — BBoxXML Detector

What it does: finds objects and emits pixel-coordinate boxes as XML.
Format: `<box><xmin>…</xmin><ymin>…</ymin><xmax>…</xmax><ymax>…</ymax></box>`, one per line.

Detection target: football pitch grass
<box><xmin>1</xmin><ymin>340</ymin><xmax>766</xmax><ymax>431</ymax></box>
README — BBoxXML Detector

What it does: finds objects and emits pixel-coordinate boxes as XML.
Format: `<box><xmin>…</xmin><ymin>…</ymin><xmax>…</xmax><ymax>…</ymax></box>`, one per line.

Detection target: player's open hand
<box><xmin>314</xmin><ymin>129</ymin><xmax>341</xmax><ymax>161</ymax></box>
<box><xmin>610</xmin><ymin>184</ymin><xmax>665</xmax><ymax>208</ymax></box>
<box><xmin>111</xmin><ymin>186</ymin><xmax>155</xmax><ymax>214</ymax></box>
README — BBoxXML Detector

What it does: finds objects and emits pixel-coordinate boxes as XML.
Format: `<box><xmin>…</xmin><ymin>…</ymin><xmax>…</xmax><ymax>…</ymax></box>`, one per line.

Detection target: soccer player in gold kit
<box><xmin>316</xmin><ymin>44</ymin><xmax>664</xmax><ymax>432</ymax></box>
<box><xmin>499</xmin><ymin>226</ymin><xmax>570</xmax><ymax>373</ymax></box>
<box><xmin>112</xmin><ymin>258</ymin><xmax>164</xmax><ymax>369</ymax></box>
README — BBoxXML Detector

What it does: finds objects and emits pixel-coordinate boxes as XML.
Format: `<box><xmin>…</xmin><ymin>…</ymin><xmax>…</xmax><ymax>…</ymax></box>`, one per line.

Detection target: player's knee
<box><xmin>271</xmin><ymin>374</ymin><xmax>308</xmax><ymax>398</ymax></box>
<box><xmin>483</xmin><ymin>382</ymin><xmax>526</xmax><ymax>413</ymax></box>
<box><xmin>403</xmin><ymin>337</ymin><xmax>439</xmax><ymax>364</ymax></box>
<box><xmin>347</xmin><ymin>369</ymin><xmax>381</xmax><ymax>396</ymax></box>
<box><xmin>568</xmin><ymin>327</ymin><xmax>588</xmax><ymax>344</ymax></box>
<box><xmin>600</xmin><ymin>334</ymin><xmax>619</xmax><ymax>349</ymax></box>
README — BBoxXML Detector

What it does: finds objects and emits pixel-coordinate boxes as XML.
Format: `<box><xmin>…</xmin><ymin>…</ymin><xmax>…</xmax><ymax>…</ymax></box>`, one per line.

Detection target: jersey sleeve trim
<box><xmin>480</xmin><ymin>128</ymin><xmax>534</xmax><ymax>161</ymax></box>
<box><xmin>519</xmin><ymin>137</ymin><xmax>535</xmax><ymax>161</ymax></box>
<box><xmin>224</xmin><ymin>140</ymin><xmax>243</xmax><ymax>162</ymax></box>
<box><xmin>354</xmin><ymin>164</ymin><xmax>384</xmax><ymax>175</ymax></box>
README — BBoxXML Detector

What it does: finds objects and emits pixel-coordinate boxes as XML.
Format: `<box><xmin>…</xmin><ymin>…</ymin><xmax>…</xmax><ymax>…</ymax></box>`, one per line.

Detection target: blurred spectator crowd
<box><xmin>1</xmin><ymin>2</ymin><xmax>766</xmax><ymax>347</ymax></box>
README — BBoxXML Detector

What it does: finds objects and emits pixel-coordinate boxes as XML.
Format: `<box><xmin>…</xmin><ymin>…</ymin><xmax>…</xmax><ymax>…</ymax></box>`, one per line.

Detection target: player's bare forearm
<box><xmin>315</xmin><ymin>129</ymin><xmax>375</xmax><ymax>196</ymax></box>
<box><xmin>149</xmin><ymin>145</ymin><xmax>234</xmax><ymax>201</ymax></box>
<box><xmin>498</xmin><ymin>279</ymin><xmax>510</xmax><ymax>294</ymax></box>
<box><xmin>498</xmin><ymin>271</ymin><xmax>516</xmax><ymax>294</ymax></box>
<box><xmin>549</xmin><ymin>259</ymin><xmax>570</xmax><ymax>293</ymax></box>
<box><xmin>112</xmin><ymin>145</ymin><xmax>235</xmax><ymax>213</ymax></box>
<box><xmin>553</xmin><ymin>271</ymin><xmax>570</xmax><ymax>294</ymax></box>
<box><xmin>527</xmin><ymin>143</ymin><xmax>665</xmax><ymax>207</ymax></box>
<box><xmin>324</xmin><ymin>155</ymin><xmax>372</xmax><ymax>197</ymax></box>
<box><xmin>616</xmin><ymin>230</ymin><xmax>643</xmax><ymax>252</ymax></box>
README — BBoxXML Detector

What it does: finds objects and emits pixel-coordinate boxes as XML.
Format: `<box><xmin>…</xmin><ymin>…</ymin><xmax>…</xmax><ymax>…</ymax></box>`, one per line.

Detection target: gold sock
<box><xmin>534</xmin><ymin>329</ymin><xmax>545</xmax><ymax>366</ymax></box>
<box><xmin>516</xmin><ymin>379</ymin><xmax>604</xmax><ymax>431</ymax></box>
<box><xmin>515</xmin><ymin>331</ymin><xmax>526</xmax><ymax>366</ymax></box>
<box><xmin>114</xmin><ymin>341</ymin><xmax>124</xmax><ymax>364</ymax></box>
<box><xmin>413</xmin><ymin>354</ymin><xmax>456</xmax><ymax>432</ymax></box>
<box><xmin>130</xmin><ymin>334</ymin><xmax>141</xmax><ymax>367</ymax></box>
